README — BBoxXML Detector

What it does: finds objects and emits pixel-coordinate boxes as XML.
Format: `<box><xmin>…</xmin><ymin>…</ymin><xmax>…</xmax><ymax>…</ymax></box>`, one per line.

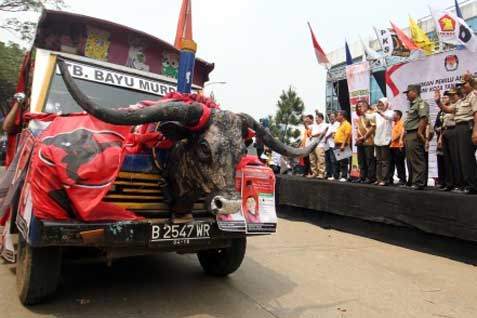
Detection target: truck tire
<box><xmin>197</xmin><ymin>237</ymin><xmax>246</xmax><ymax>277</ymax></box>
<box><xmin>16</xmin><ymin>235</ymin><xmax>61</xmax><ymax>305</ymax></box>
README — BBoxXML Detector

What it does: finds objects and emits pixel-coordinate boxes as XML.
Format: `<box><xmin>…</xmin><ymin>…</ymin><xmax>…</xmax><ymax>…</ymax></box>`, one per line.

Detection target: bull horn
<box><xmin>57</xmin><ymin>59</ymin><xmax>203</xmax><ymax>126</ymax></box>
<box><xmin>240</xmin><ymin>113</ymin><xmax>324</xmax><ymax>158</ymax></box>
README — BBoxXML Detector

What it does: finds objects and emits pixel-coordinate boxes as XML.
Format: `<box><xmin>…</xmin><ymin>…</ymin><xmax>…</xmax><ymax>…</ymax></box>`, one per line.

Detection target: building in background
<box><xmin>325</xmin><ymin>0</ymin><xmax>477</xmax><ymax>116</ymax></box>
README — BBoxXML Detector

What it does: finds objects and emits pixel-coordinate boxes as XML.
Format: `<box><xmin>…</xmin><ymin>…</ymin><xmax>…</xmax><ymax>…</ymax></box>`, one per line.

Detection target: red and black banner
<box><xmin>28</xmin><ymin>115</ymin><xmax>141</xmax><ymax>221</ymax></box>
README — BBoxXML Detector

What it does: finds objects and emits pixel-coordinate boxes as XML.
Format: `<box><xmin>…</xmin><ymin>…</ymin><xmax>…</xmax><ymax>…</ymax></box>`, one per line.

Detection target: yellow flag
<box><xmin>409</xmin><ymin>16</ymin><xmax>434</xmax><ymax>55</ymax></box>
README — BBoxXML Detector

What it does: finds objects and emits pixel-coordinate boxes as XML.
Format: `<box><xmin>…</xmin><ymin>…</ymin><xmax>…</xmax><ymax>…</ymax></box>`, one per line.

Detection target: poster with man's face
<box><xmin>241</xmin><ymin>166</ymin><xmax>277</xmax><ymax>234</ymax></box>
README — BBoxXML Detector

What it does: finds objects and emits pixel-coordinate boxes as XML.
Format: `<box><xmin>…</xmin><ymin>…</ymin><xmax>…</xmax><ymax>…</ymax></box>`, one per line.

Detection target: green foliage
<box><xmin>0</xmin><ymin>0</ymin><xmax>67</xmax><ymax>41</ymax></box>
<box><xmin>271</xmin><ymin>86</ymin><xmax>305</xmax><ymax>145</ymax></box>
<box><xmin>0</xmin><ymin>41</ymin><xmax>24</xmax><ymax>116</ymax></box>
<box><xmin>266</xmin><ymin>115</ymin><xmax>281</xmax><ymax>140</ymax></box>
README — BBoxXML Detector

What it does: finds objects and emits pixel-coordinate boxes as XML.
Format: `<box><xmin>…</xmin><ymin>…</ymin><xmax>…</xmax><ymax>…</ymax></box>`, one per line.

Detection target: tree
<box><xmin>0</xmin><ymin>0</ymin><xmax>67</xmax><ymax>41</ymax></box>
<box><xmin>273</xmin><ymin>86</ymin><xmax>304</xmax><ymax>145</ymax></box>
<box><xmin>0</xmin><ymin>41</ymin><xmax>24</xmax><ymax>116</ymax></box>
<box><xmin>266</xmin><ymin>115</ymin><xmax>281</xmax><ymax>140</ymax></box>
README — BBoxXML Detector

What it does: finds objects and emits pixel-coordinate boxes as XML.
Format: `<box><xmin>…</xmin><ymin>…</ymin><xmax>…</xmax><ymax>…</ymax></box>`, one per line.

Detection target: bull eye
<box><xmin>197</xmin><ymin>140</ymin><xmax>212</xmax><ymax>163</ymax></box>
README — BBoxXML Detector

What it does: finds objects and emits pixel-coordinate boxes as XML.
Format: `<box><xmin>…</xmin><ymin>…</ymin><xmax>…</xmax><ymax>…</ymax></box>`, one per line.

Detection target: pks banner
<box><xmin>375</xmin><ymin>28</ymin><xmax>411</xmax><ymax>57</ymax></box>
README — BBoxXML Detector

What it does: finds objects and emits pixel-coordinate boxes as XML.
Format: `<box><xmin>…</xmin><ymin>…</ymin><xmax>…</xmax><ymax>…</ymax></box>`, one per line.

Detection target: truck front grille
<box><xmin>103</xmin><ymin>172</ymin><xmax>208</xmax><ymax>217</ymax></box>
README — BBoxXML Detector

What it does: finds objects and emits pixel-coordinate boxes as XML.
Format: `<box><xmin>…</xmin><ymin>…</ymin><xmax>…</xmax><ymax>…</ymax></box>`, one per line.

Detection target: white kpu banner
<box><xmin>386</xmin><ymin>49</ymin><xmax>477</xmax><ymax>178</ymax></box>
<box><xmin>346</xmin><ymin>61</ymin><xmax>370</xmax><ymax>154</ymax></box>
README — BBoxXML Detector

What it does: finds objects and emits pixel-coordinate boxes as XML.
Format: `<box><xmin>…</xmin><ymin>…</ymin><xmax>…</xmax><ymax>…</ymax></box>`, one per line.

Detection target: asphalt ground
<box><xmin>1</xmin><ymin>205</ymin><xmax>476</xmax><ymax>318</ymax></box>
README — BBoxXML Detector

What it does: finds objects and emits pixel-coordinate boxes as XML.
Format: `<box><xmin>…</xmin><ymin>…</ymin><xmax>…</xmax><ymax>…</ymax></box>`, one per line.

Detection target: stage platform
<box><xmin>276</xmin><ymin>175</ymin><xmax>477</xmax><ymax>242</ymax></box>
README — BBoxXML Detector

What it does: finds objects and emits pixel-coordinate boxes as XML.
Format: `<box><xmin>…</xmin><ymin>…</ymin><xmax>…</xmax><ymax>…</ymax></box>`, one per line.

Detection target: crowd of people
<box><xmin>261</xmin><ymin>72</ymin><xmax>477</xmax><ymax>195</ymax></box>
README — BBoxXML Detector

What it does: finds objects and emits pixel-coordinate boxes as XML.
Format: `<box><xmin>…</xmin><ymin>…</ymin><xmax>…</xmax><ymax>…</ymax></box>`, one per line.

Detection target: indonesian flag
<box><xmin>307</xmin><ymin>22</ymin><xmax>330</xmax><ymax>65</ymax></box>
<box><xmin>174</xmin><ymin>0</ymin><xmax>193</xmax><ymax>49</ymax></box>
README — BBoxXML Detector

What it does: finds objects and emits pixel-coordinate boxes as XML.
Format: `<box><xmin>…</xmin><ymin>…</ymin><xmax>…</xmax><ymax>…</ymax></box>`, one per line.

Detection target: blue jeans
<box><xmin>325</xmin><ymin>148</ymin><xmax>338</xmax><ymax>178</ymax></box>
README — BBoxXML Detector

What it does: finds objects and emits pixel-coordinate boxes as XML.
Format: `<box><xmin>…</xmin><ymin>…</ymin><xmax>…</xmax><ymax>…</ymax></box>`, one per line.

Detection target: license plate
<box><xmin>150</xmin><ymin>223</ymin><xmax>212</xmax><ymax>242</ymax></box>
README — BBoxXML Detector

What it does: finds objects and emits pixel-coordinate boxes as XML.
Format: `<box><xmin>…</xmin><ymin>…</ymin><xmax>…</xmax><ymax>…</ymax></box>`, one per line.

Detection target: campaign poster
<box><xmin>241</xmin><ymin>166</ymin><xmax>277</xmax><ymax>234</ymax></box>
<box><xmin>216</xmin><ymin>210</ymin><xmax>246</xmax><ymax>233</ymax></box>
<box><xmin>386</xmin><ymin>49</ymin><xmax>477</xmax><ymax>179</ymax></box>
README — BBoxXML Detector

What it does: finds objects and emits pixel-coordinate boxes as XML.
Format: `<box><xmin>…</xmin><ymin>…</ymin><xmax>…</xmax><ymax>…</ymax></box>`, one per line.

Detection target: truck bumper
<box><xmin>18</xmin><ymin>215</ymin><xmax>246</xmax><ymax>251</ymax></box>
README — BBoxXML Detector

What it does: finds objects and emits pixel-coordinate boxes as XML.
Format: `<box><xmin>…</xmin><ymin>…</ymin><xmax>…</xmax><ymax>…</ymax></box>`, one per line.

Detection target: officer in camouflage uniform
<box><xmin>403</xmin><ymin>84</ymin><xmax>429</xmax><ymax>190</ymax></box>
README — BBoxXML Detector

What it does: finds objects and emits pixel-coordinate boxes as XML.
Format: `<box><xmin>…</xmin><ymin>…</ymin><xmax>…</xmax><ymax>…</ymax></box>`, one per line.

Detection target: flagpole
<box><xmin>177</xmin><ymin>0</ymin><xmax>196</xmax><ymax>94</ymax></box>
<box><xmin>327</xmin><ymin>79</ymin><xmax>333</xmax><ymax>122</ymax></box>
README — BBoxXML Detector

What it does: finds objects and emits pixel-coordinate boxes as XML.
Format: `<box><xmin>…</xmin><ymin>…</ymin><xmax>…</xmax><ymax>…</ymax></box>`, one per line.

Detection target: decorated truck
<box><xmin>0</xmin><ymin>10</ymin><xmax>317</xmax><ymax>305</ymax></box>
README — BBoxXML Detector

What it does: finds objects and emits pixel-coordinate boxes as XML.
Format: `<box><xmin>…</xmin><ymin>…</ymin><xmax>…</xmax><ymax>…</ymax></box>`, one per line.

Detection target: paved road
<box><xmin>1</xmin><ymin>208</ymin><xmax>477</xmax><ymax>318</ymax></box>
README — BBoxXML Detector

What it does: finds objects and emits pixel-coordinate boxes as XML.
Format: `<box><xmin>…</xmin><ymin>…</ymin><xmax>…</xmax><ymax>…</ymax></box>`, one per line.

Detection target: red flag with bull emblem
<box><xmin>28</xmin><ymin>114</ymin><xmax>141</xmax><ymax>221</ymax></box>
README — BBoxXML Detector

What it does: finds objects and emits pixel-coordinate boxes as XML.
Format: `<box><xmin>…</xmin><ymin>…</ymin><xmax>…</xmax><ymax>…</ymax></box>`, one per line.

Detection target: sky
<box><xmin>0</xmin><ymin>0</ymin><xmax>461</xmax><ymax>119</ymax></box>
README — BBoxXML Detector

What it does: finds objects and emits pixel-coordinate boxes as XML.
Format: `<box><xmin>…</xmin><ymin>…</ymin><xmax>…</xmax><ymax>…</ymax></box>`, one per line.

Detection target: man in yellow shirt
<box><xmin>334</xmin><ymin>110</ymin><xmax>352</xmax><ymax>182</ymax></box>
<box><xmin>300</xmin><ymin>115</ymin><xmax>313</xmax><ymax>176</ymax></box>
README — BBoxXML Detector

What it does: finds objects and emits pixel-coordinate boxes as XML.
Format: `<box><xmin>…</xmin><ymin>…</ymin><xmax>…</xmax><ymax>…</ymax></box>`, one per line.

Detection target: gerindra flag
<box><xmin>430</xmin><ymin>7</ymin><xmax>477</xmax><ymax>52</ymax></box>
<box><xmin>307</xmin><ymin>22</ymin><xmax>329</xmax><ymax>65</ymax></box>
<box><xmin>430</xmin><ymin>7</ymin><xmax>459</xmax><ymax>45</ymax></box>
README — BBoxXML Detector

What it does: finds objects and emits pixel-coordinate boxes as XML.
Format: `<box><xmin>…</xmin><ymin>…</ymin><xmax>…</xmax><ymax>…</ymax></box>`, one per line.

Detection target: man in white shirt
<box><xmin>366</xmin><ymin>97</ymin><xmax>394</xmax><ymax>185</ymax></box>
<box><xmin>325</xmin><ymin>112</ymin><xmax>340</xmax><ymax>180</ymax></box>
<box><xmin>308</xmin><ymin>112</ymin><xmax>329</xmax><ymax>179</ymax></box>
<box><xmin>269</xmin><ymin>151</ymin><xmax>281</xmax><ymax>174</ymax></box>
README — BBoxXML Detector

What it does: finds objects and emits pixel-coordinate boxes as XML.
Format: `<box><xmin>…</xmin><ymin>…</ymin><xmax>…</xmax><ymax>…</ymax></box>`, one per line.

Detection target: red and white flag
<box><xmin>307</xmin><ymin>22</ymin><xmax>329</xmax><ymax>65</ymax></box>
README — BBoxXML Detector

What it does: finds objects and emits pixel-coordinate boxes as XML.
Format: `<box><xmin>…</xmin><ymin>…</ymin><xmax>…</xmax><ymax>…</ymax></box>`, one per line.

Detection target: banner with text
<box><xmin>56</xmin><ymin>60</ymin><xmax>181</xmax><ymax>97</ymax></box>
<box><xmin>386</xmin><ymin>49</ymin><xmax>477</xmax><ymax>178</ymax></box>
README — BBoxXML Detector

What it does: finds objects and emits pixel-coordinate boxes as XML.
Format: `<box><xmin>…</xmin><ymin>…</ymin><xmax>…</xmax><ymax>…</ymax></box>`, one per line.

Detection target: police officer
<box><xmin>436</xmin><ymin>74</ymin><xmax>477</xmax><ymax>194</ymax></box>
<box><xmin>403</xmin><ymin>84</ymin><xmax>429</xmax><ymax>190</ymax></box>
<box><xmin>434</xmin><ymin>105</ymin><xmax>446</xmax><ymax>188</ymax></box>
<box><xmin>434</xmin><ymin>88</ymin><xmax>462</xmax><ymax>192</ymax></box>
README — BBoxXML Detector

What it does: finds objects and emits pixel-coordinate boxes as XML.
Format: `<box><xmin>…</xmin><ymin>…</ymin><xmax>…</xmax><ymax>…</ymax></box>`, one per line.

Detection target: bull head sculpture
<box><xmin>58</xmin><ymin>60</ymin><xmax>319</xmax><ymax>217</ymax></box>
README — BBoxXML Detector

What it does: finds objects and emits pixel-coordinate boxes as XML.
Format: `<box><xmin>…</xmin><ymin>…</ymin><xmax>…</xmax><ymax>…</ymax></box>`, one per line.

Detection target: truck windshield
<box><xmin>44</xmin><ymin>73</ymin><xmax>163</xmax><ymax>114</ymax></box>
